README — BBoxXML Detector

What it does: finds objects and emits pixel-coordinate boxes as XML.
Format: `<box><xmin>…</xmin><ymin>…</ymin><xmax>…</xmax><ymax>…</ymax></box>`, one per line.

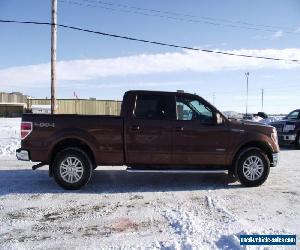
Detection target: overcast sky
<box><xmin>0</xmin><ymin>0</ymin><xmax>300</xmax><ymax>114</ymax></box>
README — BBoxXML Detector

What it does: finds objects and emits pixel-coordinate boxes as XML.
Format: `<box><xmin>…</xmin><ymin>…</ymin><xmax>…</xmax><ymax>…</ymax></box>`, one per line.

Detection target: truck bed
<box><xmin>21</xmin><ymin>113</ymin><xmax>124</xmax><ymax>165</ymax></box>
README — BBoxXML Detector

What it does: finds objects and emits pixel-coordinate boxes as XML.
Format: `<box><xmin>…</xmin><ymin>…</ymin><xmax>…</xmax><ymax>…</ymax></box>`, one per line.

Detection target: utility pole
<box><xmin>51</xmin><ymin>0</ymin><xmax>57</xmax><ymax>114</ymax></box>
<box><xmin>245</xmin><ymin>72</ymin><xmax>249</xmax><ymax>116</ymax></box>
<box><xmin>261</xmin><ymin>88</ymin><xmax>264</xmax><ymax>112</ymax></box>
<box><xmin>212</xmin><ymin>92</ymin><xmax>216</xmax><ymax>106</ymax></box>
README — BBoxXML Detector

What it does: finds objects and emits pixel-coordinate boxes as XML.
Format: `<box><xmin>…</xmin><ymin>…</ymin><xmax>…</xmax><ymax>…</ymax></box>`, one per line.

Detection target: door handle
<box><xmin>131</xmin><ymin>125</ymin><xmax>140</xmax><ymax>131</ymax></box>
<box><xmin>175</xmin><ymin>126</ymin><xmax>184</xmax><ymax>132</ymax></box>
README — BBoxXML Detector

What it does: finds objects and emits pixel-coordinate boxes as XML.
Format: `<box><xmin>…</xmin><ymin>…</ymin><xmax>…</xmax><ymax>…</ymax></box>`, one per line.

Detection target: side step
<box><xmin>126</xmin><ymin>168</ymin><xmax>227</xmax><ymax>174</ymax></box>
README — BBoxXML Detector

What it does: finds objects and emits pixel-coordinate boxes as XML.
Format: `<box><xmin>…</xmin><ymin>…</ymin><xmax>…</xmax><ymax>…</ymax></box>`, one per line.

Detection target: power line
<box><xmin>80</xmin><ymin>0</ymin><xmax>295</xmax><ymax>31</ymax></box>
<box><xmin>63</xmin><ymin>0</ymin><xmax>298</xmax><ymax>32</ymax></box>
<box><xmin>0</xmin><ymin>19</ymin><xmax>299</xmax><ymax>63</ymax></box>
<box><xmin>59</xmin><ymin>0</ymin><xmax>300</xmax><ymax>35</ymax></box>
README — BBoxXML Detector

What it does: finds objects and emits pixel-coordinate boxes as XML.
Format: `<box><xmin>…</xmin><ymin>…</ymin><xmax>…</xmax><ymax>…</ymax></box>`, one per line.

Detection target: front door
<box><xmin>126</xmin><ymin>93</ymin><xmax>175</xmax><ymax>165</ymax></box>
<box><xmin>173</xmin><ymin>95</ymin><xmax>229</xmax><ymax>165</ymax></box>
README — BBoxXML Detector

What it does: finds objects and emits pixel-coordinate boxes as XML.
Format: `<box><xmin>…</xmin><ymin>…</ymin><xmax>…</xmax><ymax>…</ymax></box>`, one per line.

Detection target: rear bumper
<box><xmin>271</xmin><ymin>152</ymin><xmax>279</xmax><ymax>167</ymax></box>
<box><xmin>16</xmin><ymin>148</ymin><xmax>30</xmax><ymax>161</ymax></box>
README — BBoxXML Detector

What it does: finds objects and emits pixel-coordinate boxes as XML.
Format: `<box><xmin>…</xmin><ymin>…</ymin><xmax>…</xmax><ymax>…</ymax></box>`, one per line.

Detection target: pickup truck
<box><xmin>269</xmin><ymin>109</ymin><xmax>300</xmax><ymax>148</ymax></box>
<box><xmin>17</xmin><ymin>90</ymin><xmax>279</xmax><ymax>189</ymax></box>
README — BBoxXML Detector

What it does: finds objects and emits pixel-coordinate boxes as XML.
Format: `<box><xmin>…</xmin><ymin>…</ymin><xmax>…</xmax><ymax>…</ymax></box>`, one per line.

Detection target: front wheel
<box><xmin>53</xmin><ymin>147</ymin><xmax>93</xmax><ymax>190</ymax></box>
<box><xmin>236</xmin><ymin>148</ymin><xmax>270</xmax><ymax>187</ymax></box>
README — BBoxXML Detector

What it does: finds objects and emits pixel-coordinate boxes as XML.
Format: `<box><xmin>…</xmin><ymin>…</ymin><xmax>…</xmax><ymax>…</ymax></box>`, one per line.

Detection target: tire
<box><xmin>235</xmin><ymin>148</ymin><xmax>270</xmax><ymax>187</ymax></box>
<box><xmin>53</xmin><ymin>147</ymin><xmax>93</xmax><ymax>190</ymax></box>
<box><xmin>295</xmin><ymin>132</ymin><xmax>300</xmax><ymax>150</ymax></box>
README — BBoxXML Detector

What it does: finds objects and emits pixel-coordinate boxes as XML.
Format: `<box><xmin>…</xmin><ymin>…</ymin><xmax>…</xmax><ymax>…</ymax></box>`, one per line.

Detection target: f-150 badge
<box><xmin>34</xmin><ymin>122</ymin><xmax>55</xmax><ymax>128</ymax></box>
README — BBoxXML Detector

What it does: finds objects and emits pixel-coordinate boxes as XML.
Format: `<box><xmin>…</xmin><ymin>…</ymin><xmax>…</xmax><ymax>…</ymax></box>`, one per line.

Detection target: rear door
<box><xmin>172</xmin><ymin>95</ymin><xmax>230</xmax><ymax>165</ymax></box>
<box><xmin>125</xmin><ymin>93</ymin><xmax>175</xmax><ymax>165</ymax></box>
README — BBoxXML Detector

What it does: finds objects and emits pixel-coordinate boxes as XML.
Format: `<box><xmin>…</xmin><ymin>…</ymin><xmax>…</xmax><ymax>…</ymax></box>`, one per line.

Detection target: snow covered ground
<box><xmin>0</xmin><ymin>118</ymin><xmax>299</xmax><ymax>249</ymax></box>
<box><xmin>0</xmin><ymin>118</ymin><xmax>21</xmax><ymax>159</ymax></box>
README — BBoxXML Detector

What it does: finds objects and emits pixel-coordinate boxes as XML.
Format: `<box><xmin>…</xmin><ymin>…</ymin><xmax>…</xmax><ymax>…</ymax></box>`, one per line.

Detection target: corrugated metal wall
<box><xmin>27</xmin><ymin>99</ymin><xmax>122</xmax><ymax>115</ymax></box>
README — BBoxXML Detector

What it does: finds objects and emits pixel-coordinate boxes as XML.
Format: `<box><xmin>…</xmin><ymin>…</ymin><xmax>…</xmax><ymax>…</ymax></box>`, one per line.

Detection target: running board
<box><xmin>126</xmin><ymin>168</ymin><xmax>227</xmax><ymax>174</ymax></box>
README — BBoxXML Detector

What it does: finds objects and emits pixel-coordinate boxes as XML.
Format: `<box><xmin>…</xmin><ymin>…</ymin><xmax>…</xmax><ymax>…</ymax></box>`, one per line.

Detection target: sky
<box><xmin>0</xmin><ymin>0</ymin><xmax>300</xmax><ymax>114</ymax></box>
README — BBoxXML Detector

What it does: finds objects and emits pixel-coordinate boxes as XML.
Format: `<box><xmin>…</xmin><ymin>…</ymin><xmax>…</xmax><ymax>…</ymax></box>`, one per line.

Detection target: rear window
<box><xmin>134</xmin><ymin>94</ymin><xmax>175</xmax><ymax>120</ymax></box>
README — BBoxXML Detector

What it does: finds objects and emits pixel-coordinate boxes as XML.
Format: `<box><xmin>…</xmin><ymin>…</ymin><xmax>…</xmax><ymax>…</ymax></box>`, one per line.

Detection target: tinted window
<box><xmin>176</xmin><ymin>96</ymin><xmax>213</xmax><ymax>123</ymax></box>
<box><xmin>134</xmin><ymin>94</ymin><xmax>175</xmax><ymax>120</ymax></box>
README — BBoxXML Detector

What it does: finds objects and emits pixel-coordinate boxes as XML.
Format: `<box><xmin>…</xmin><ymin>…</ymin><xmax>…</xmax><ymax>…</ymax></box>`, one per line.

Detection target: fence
<box><xmin>26</xmin><ymin>99</ymin><xmax>122</xmax><ymax>115</ymax></box>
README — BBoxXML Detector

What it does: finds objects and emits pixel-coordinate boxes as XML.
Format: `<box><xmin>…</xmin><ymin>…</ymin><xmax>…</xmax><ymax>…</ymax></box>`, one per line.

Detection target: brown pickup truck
<box><xmin>17</xmin><ymin>90</ymin><xmax>279</xmax><ymax>189</ymax></box>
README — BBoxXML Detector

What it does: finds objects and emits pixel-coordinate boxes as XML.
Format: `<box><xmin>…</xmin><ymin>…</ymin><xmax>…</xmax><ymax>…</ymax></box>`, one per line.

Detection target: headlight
<box><xmin>283</xmin><ymin>124</ymin><xmax>295</xmax><ymax>132</ymax></box>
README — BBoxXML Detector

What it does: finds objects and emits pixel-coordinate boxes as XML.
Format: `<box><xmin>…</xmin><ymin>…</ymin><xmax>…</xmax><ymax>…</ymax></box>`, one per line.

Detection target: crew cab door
<box><xmin>172</xmin><ymin>95</ymin><xmax>229</xmax><ymax>165</ymax></box>
<box><xmin>125</xmin><ymin>93</ymin><xmax>175</xmax><ymax>165</ymax></box>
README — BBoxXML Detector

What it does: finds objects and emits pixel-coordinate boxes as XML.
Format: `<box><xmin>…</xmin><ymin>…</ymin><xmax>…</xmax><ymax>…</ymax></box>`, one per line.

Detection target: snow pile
<box><xmin>0</xmin><ymin>118</ymin><xmax>21</xmax><ymax>159</ymax></box>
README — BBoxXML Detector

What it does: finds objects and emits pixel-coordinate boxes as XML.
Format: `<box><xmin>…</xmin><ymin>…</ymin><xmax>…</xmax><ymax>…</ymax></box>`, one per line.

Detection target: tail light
<box><xmin>21</xmin><ymin>122</ymin><xmax>33</xmax><ymax>140</ymax></box>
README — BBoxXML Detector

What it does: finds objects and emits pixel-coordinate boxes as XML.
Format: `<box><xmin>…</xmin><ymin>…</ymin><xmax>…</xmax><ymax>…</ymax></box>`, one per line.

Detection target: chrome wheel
<box><xmin>242</xmin><ymin>156</ymin><xmax>264</xmax><ymax>181</ymax></box>
<box><xmin>59</xmin><ymin>156</ymin><xmax>84</xmax><ymax>183</ymax></box>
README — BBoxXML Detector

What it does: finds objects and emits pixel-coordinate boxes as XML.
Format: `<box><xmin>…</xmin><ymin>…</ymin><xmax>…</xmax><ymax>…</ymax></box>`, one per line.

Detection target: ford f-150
<box><xmin>17</xmin><ymin>90</ymin><xmax>279</xmax><ymax>189</ymax></box>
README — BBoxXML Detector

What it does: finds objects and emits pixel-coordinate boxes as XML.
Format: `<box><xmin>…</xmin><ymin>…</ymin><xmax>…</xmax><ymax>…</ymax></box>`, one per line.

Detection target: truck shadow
<box><xmin>0</xmin><ymin>169</ymin><xmax>242</xmax><ymax>196</ymax></box>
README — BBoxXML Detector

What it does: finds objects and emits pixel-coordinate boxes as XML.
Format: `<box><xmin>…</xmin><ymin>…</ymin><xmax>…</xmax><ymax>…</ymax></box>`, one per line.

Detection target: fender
<box><xmin>228</xmin><ymin>130</ymin><xmax>275</xmax><ymax>165</ymax></box>
<box><xmin>46</xmin><ymin>127</ymin><xmax>99</xmax><ymax>162</ymax></box>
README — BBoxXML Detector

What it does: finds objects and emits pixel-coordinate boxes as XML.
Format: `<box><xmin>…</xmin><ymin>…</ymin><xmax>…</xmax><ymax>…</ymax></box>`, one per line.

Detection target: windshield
<box><xmin>286</xmin><ymin>110</ymin><xmax>300</xmax><ymax>120</ymax></box>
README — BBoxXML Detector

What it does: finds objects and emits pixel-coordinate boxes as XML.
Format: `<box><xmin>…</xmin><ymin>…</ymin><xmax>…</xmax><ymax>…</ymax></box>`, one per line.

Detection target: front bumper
<box><xmin>271</xmin><ymin>152</ymin><xmax>279</xmax><ymax>167</ymax></box>
<box><xmin>16</xmin><ymin>148</ymin><xmax>30</xmax><ymax>161</ymax></box>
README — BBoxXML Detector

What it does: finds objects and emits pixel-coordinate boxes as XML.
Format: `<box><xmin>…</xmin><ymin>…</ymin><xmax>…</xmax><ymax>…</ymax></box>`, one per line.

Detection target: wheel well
<box><xmin>232</xmin><ymin>141</ymin><xmax>273</xmax><ymax>169</ymax></box>
<box><xmin>49</xmin><ymin>138</ymin><xmax>96</xmax><ymax>175</ymax></box>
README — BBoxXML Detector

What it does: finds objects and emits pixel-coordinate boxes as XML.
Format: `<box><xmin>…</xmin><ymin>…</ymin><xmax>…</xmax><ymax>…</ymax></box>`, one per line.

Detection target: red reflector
<box><xmin>21</xmin><ymin>122</ymin><xmax>32</xmax><ymax>130</ymax></box>
<box><xmin>21</xmin><ymin>122</ymin><xmax>33</xmax><ymax>140</ymax></box>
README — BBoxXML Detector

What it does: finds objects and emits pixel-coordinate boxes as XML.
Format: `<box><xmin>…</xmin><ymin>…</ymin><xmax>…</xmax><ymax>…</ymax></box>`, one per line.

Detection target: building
<box><xmin>0</xmin><ymin>92</ymin><xmax>121</xmax><ymax>117</ymax></box>
<box><xmin>0</xmin><ymin>92</ymin><xmax>28</xmax><ymax>117</ymax></box>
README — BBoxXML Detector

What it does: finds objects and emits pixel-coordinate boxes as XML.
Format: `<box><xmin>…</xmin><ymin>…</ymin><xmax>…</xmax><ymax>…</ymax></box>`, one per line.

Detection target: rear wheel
<box><xmin>53</xmin><ymin>147</ymin><xmax>93</xmax><ymax>190</ymax></box>
<box><xmin>236</xmin><ymin>148</ymin><xmax>270</xmax><ymax>187</ymax></box>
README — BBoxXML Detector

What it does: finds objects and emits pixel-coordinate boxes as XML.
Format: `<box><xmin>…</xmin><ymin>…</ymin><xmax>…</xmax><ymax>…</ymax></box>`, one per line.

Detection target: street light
<box><xmin>245</xmin><ymin>72</ymin><xmax>250</xmax><ymax>116</ymax></box>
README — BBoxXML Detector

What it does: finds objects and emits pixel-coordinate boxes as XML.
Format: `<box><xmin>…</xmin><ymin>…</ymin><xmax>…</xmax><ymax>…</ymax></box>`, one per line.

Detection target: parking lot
<box><xmin>0</xmin><ymin>146</ymin><xmax>299</xmax><ymax>249</ymax></box>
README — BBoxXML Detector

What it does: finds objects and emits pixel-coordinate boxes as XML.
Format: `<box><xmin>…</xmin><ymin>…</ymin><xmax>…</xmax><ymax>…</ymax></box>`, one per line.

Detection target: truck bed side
<box><xmin>21</xmin><ymin>114</ymin><xmax>124</xmax><ymax>165</ymax></box>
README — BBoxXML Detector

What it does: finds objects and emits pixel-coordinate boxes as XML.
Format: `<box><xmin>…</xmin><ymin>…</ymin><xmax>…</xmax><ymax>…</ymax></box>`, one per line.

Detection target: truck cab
<box><xmin>122</xmin><ymin>91</ymin><xmax>229</xmax><ymax>166</ymax></box>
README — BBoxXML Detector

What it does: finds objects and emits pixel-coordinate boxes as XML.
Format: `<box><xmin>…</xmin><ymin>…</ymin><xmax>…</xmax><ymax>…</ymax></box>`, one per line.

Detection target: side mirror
<box><xmin>216</xmin><ymin>113</ymin><xmax>224</xmax><ymax>125</ymax></box>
